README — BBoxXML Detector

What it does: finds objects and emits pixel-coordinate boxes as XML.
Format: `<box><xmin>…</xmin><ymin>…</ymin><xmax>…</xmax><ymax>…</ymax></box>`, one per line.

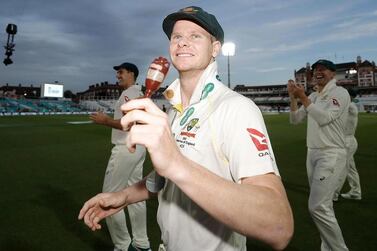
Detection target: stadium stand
<box><xmin>0</xmin><ymin>97</ymin><xmax>86</xmax><ymax>116</ymax></box>
<box><xmin>0</xmin><ymin>85</ymin><xmax>172</xmax><ymax>116</ymax></box>
<box><xmin>2</xmin><ymin>55</ymin><xmax>375</xmax><ymax>115</ymax></box>
<box><xmin>234</xmin><ymin>56</ymin><xmax>377</xmax><ymax>113</ymax></box>
<box><xmin>80</xmin><ymin>100</ymin><xmax>107</xmax><ymax>112</ymax></box>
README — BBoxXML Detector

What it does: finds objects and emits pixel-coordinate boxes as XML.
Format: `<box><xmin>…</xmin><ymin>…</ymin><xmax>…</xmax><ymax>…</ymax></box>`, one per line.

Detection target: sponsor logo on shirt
<box><xmin>332</xmin><ymin>98</ymin><xmax>340</xmax><ymax>106</ymax></box>
<box><xmin>247</xmin><ymin>128</ymin><xmax>271</xmax><ymax>157</ymax></box>
<box><xmin>177</xmin><ymin>118</ymin><xmax>199</xmax><ymax>146</ymax></box>
<box><xmin>200</xmin><ymin>83</ymin><xmax>214</xmax><ymax>100</ymax></box>
<box><xmin>180</xmin><ymin>131</ymin><xmax>196</xmax><ymax>138</ymax></box>
<box><xmin>176</xmin><ymin>136</ymin><xmax>196</xmax><ymax>148</ymax></box>
<box><xmin>180</xmin><ymin>107</ymin><xmax>195</xmax><ymax>126</ymax></box>
<box><xmin>164</xmin><ymin>89</ymin><xmax>174</xmax><ymax>100</ymax></box>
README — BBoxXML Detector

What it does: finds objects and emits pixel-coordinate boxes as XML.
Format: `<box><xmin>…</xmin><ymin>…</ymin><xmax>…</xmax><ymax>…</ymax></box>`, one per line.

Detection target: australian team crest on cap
<box><xmin>181</xmin><ymin>6</ymin><xmax>199</xmax><ymax>14</ymax></box>
<box><xmin>163</xmin><ymin>5</ymin><xmax>225</xmax><ymax>44</ymax></box>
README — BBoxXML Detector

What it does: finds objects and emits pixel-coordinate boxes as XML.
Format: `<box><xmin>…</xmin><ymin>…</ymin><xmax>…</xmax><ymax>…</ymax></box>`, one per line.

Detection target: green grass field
<box><xmin>0</xmin><ymin>113</ymin><xmax>376</xmax><ymax>250</ymax></box>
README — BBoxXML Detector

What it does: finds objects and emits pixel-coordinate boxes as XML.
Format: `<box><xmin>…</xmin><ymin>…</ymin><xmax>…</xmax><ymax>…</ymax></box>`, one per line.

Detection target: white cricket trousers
<box><xmin>306</xmin><ymin>148</ymin><xmax>348</xmax><ymax>251</ymax></box>
<box><xmin>103</xmin><ymin>144</ymin><xmax>150</xmax><ymax>251</ymax></box>
<box><xmin>342</xmin><ymin>136</ymin><xmax>361</xmax><ymax>196</ymax></box>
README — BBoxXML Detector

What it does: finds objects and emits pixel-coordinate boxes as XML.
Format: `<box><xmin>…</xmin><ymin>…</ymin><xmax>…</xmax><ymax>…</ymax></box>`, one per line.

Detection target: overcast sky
<box><xmin>1</xmin><ymin>0</ymin><xmax>377</xmax><ymax>93</ymax></box>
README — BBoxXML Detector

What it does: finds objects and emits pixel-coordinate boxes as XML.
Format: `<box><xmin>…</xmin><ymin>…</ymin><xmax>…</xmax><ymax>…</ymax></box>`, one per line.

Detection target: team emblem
<box><xmin>247</xmin><ymin>128</ymin><xmax>269</xmax><ymax>151</ymax></box>
<box><xmin>181</xmin><ymin>7</ymin><xmax>199</xmax><ymax>14</ymax></box>
<box><xmin>186</xmin><ymin>118</ymin><xmax>199</xmax><ymax>131</ymax></box>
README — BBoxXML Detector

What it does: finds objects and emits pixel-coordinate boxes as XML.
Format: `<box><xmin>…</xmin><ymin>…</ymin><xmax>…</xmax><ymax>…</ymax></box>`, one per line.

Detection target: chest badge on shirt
<box><xmin>247</xmin><ymin>128</ymin><xmax>270</xmax><ymax>157</ymax></box>
<box><xmin>186</xmin><ymin>118</ymin><xmax>199</xmax><ymax>131</ymax></box>
<box><xmin>332</xmin><ymin>98</ymin><xmax>340</xmax><ymax>106</ymax></box>
<box><xmin>178</xmin><ymin>118</ymin><xmax>200</xmax><ymax>147</ymax></box>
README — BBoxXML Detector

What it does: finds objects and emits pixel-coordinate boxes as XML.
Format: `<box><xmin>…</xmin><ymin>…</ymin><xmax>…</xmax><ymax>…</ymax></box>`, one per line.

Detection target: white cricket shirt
<box><xmin>111</xmin><ymin>84</ymin><xmax>143</xmax><ymax>145</ymax></box>
<box><xmin>290</xmin><ymin>79</ymin><xmax>350</xmax><ymax>149</ymax></box>
<box><xmin>157</xmin><ymin>62</ymin><xmax>279</xmax><ymax>251</ymax></box>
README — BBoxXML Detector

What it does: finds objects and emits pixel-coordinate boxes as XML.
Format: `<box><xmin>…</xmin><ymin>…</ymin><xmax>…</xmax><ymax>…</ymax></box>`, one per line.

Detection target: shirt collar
<box><xmin>128</xmin><ymin>84</ymin><xmax>141</xmax><ymax>91</ymax></box>
<box><xmin>164</xmin><ymin>61</ymin><xmax>218</xmax><ymax>113</ymax></box>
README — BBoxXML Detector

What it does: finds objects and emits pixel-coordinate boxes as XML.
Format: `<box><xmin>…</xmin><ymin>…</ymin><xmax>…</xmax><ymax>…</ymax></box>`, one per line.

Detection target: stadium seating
<box><xmin>79</xmin><ymin>100</ymin><xmax>112</xmax><ymax>112</ymax></box>
<box><xmin>0</xmin><ymin>97</ymin><xmax>85</xmax><ymax>115</ymax></box>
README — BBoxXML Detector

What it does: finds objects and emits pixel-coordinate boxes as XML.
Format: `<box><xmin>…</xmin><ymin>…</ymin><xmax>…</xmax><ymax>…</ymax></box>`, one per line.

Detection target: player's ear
<box><xmin>212</xmin><ymin>40</ymin><xmax>221</xmax><ymax>58</ymax></box>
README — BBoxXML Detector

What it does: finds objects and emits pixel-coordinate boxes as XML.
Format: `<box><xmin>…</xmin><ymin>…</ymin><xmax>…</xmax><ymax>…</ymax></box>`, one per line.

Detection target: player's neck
<box><xmin>317</xmin><ymin>85</ymin><xmax>324</xmax><ymax>93</ymax></box>
<box><xmin>122</xmin><ymin>81</ymin><xmax>135</xmax><ymax>90</ymax></box>
<box><xmin>179</xmin><ymin>70</ymin><xmax>203</xmax><ymax>108</ymax></box>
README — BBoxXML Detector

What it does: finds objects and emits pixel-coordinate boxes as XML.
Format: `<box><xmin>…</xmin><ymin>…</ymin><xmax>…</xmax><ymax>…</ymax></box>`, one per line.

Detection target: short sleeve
<box><xmin>217</xmin><ymin>96</ymin><xmax>279</xmax><ymax>182</ymax></box>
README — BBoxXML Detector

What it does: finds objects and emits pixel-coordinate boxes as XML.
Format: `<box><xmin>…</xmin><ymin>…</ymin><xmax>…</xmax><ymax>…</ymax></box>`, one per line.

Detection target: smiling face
<box><xmin>116</xmin><ymin>69</ymin><xmax>134</xmax><ymax>89</ymax></box>
<box><xmin>169</xmin><ymin>20</ymin><xmax>221</xmax><ymax>74</ymax></box>
<box><xmin>312</xmin><ymin>64</ymin><xmax>336</xmax><ymax>88</ymax></box>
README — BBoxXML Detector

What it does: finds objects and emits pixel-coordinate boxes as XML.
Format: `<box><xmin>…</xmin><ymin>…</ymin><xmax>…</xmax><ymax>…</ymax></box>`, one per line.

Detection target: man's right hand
<box><xmin>90</xmin><ymin>112</ymin><xmax>110</xmax><ymax>125</ymax></box>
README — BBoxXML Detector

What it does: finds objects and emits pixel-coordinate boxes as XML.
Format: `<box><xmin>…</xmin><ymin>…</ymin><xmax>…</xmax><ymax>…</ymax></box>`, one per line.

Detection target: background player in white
<box><xmin>288</xmin><ymin>59</ymin><xmax>350</xmax><ymax>251</ymax></box>
<box><xmin>335</xmin><ymin>89</ymin><xmax>362</xmax><ymax>200</ymax></box>
<box><xmin>80</xmin><ymin>6</ymin><xmax>293</xmax><ymax>251</ymax></box>
<box><xmin>89</xmin><ymin>62</ymin><xmax>151</xmax><ymax>251</ymax></box>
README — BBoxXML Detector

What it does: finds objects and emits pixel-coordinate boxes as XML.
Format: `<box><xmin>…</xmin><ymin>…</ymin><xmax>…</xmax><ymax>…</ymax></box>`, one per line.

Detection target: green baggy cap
<box><xmin>312</xmin><ymin>59</ymin><xmax>336</xmax><ymax>72</ymax></box>
<box><xmin>162</xmin><ymin>6</ymin><xmax>224</xmax><ymax>44</ymax></box>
